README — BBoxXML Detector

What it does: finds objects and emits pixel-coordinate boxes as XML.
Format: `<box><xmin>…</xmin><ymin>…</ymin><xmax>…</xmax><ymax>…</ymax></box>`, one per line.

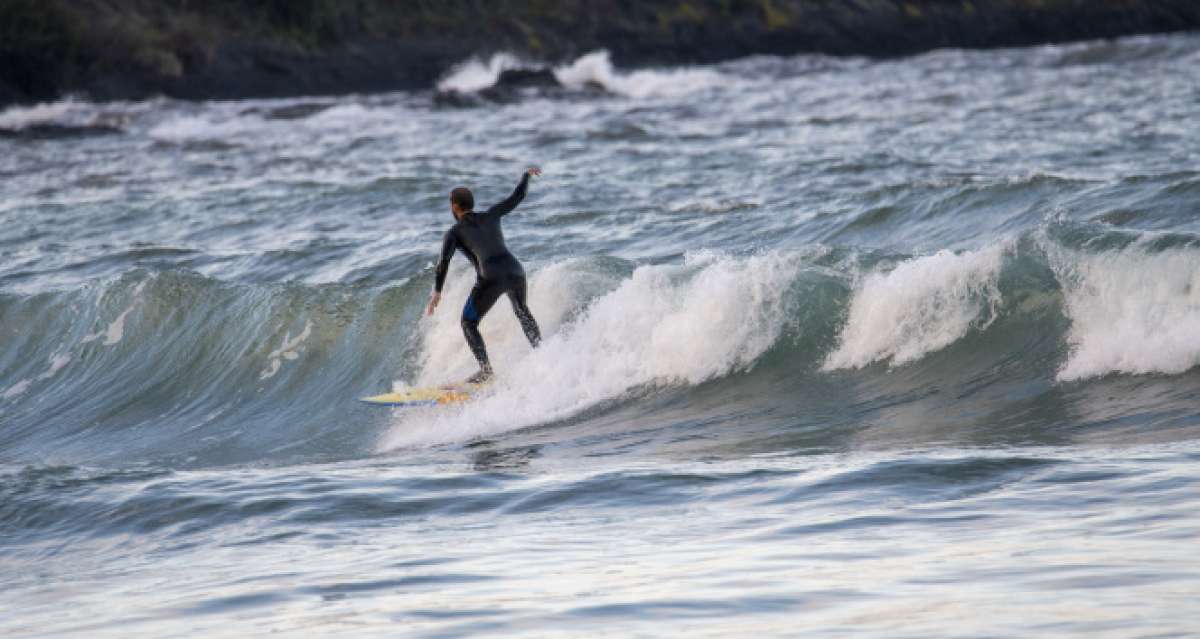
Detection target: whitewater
<box><xmin>2</xmin><ymin>34</ymin><xmax>1199</xmax><ymax>637</ymax></box>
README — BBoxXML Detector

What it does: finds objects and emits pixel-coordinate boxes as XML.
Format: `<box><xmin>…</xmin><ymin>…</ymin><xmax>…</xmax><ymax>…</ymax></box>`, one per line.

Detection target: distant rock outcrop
<box><xmin>434</xmin><ymin>68</ymin><xmax>576</xmax><ymax>107</ymax></box>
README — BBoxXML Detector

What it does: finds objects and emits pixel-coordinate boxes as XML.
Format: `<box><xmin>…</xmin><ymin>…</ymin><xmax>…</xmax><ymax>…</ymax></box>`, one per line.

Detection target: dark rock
<box><xmin>433</xmin><ymin>68</ymin><xmax>564</xmax><ymax>106</ymax></box>
<box><xmin>478</xmin><ymin>68</ymin><xmax>562</xmax><ymax>102</ymax></box>
<box><xmin>434</xmin><ymin>67</ymin><xmax>598</xmax><ymax>106</ymax></box>
<box><xmin>0</xmin><ymin>123</ymin><xmax>122</xmax><ymax>140</ymax></box>
<box><xmin>495</xmin><ymin>68</ymin><xmax>560</xmax><ymax>90</ymax></box>
<box><xmin>432</xmin><ymin>90</ymin><xmax>482</xmax><ymax>109</ymax></box>
<box><xmin>265</xmin><ymin>103</ymin><xmax>332</xmax><ymax>120</ymax></box>
<box><xmin>240</xmin><ymin>103</ymin><xmax>334</xmax><ymax>120</ymax></box>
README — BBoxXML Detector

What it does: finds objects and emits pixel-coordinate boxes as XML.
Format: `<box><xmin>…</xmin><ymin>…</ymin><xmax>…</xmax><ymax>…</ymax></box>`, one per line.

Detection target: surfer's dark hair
<box><xmin>451</xmin><ymin>187</ymin><xmax>474</xmax><ymax>211</ymax></box>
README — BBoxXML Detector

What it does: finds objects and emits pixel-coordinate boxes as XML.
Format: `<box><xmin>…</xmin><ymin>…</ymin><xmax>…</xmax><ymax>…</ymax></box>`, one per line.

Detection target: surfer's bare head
<box><xmin>450</xmin><ymin>187</ymin><xmax>474</xmax><ymax>219</ymax></box>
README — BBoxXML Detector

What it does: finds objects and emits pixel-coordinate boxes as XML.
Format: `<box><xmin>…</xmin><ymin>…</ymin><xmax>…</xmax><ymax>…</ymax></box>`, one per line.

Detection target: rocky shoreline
<box><xmin>1</xmin><ymin>0</ymin><xmax>1198</xmax><ymax>108</ymax></box>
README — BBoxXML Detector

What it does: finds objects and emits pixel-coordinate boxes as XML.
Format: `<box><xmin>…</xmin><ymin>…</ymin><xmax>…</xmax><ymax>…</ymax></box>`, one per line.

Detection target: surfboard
<box><xmin>360</xmin><ymin>383</ymin><xmax>486</xmax><ymax>407</ymax></box>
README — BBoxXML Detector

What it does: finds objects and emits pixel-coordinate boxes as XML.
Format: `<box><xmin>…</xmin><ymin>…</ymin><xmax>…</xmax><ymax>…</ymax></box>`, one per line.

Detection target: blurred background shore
<box><xmin>2</xmin><ymin>0</ymin><xmax>1198</xmax><ymax>107</ymax></box>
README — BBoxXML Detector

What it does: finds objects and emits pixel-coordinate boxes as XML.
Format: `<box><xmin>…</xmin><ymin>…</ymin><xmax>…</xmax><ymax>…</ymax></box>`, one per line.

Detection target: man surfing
<box><xmin>425</xmin><ymin>167</ymin><xmax>543</xmax><ymax>384</ymax></box>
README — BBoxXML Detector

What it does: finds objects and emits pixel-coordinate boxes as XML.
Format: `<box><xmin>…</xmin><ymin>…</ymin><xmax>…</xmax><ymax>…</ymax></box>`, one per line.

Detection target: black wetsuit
<box><xmin>434</xmin><ymin>173</ymin><xmax>541</xmax><ymax>378</ymax></box>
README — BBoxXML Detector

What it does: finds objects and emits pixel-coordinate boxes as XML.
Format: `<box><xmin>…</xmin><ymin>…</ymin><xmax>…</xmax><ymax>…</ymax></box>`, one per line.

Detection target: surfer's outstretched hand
<box><xmin>525</xmin><ymin>167</ymin><xmax>542</xmax><ymax>177</ymax></box>
<box><xmin>425</xmin><ymin>292</ymin><xmax>441</xmax><ymax>316</ymax></box>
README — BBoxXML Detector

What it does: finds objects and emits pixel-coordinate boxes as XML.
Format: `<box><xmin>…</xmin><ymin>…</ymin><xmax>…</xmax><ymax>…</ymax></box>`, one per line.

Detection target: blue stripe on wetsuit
<box><xmin>463</xmin><ymin>294</ymin><xmax>480</xmax><ymax>322</ymax></box>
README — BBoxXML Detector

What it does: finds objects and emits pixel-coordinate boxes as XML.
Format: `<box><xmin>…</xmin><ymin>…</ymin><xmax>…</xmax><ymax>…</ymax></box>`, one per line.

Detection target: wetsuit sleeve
<box><xmin>486</xmin><ymin>173</ymin><xmax>530</xmax><ymax>217</ymax></box>
<box><xmin>433</xmin><ymin>229</ymin><xmax>457</xmax><ymax>293</ymax></box>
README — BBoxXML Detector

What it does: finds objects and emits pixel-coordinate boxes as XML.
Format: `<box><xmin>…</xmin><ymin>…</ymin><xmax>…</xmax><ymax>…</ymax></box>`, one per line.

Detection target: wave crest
<box><xmin>382</xmin><ymin>252</ymin><xmax>800</xmax><ymax>448</ymax></box>
<box><xmin>824</xmin><ymin>245</ymin><xmax>1008</xmax><ymax>370</ymax></box>
<box><xmin>1052</xmin><ymin>242</ymin><xmax>1200</xmax><ymax>381</ymax></box>
<box><xmin>4</xmin><ymin>224</ymin><xmax>1199</xmax><ymax>461</ymax></box>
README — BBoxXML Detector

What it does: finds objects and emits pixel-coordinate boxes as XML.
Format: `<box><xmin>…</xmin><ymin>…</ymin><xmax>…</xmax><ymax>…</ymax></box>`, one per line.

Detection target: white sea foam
<box><xmin>148</xmin><ymin>114</ymin><xmax>254</xmax><ymax>143</ymax></box>
<box><xmin>2</xmin><ymin>379</ymin><xmax>31</xmax><ymax>400</ymax></box>
<box><xmin>380</xmin><ymin>252</ymin><xmax>799</xmax><ymax>449</ymax></box>
<box><xmin>0</xmin><ymin>98</ymin><xmax>139</xmax><ymax>131</ymax></box>
<box><xmin>554</xmin><ymin>51</ymin><xmax>726</xmax><ymax>99</ymax></box>
<box><xmin>436</xmin><ymin>53</ymin><xmax>529</xmax><ymax>93</ymax></box>
<box><xmin>260</xmin><ymin>321</ymin><xmax>313</xmax><ymax>380</ymax></box>
<box><xmin>303</xmin><ymin>103</ymin><xmax>378</xmax><ymax>127</ymax></box>
<box><xmin>0</xmin><ymin>100</ymin><xmax>77</xmax><ymax>130</ymax></box>
<box><xmin>2</xmin><ymin>351</ymin><xmax>72</xmax><ymax>400</ymax></box>
<box><xmin>148</xmin><ymin>102</ymin><xmax>394</xmax><ymax>146</ymax></box>
<box><xmin>823</xmin><ymin>245</ymin><xmax>1007</xmax><ymax>370</ymax></box>
<box><xmin>82</xmin><ymin>280</ymin><xmax>150</xmax><ymax>346</ymax></box>
<box><xmin>436</xmin><ymin>50</ymin><xmax>727</xmax><ymax>99</ymax></box>
<box><xmin>1052</xmin><ymin>243</ymin><xmax>1200</xmax><ymax>381</ymax></box>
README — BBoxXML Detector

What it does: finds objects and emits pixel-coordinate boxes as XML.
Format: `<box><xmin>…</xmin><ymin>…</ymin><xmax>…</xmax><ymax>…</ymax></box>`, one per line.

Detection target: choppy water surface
<box><xmin>2</xmin><ymin>34</ymin><xmax>1199</xmax><ymax>637</ymax></box>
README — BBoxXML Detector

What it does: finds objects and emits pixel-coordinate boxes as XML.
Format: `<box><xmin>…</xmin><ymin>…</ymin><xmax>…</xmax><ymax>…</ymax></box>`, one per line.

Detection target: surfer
<box><xmin>425</xmin><ymin>167</ymin><xmax>543</xmax><ymax>383</ymax></box>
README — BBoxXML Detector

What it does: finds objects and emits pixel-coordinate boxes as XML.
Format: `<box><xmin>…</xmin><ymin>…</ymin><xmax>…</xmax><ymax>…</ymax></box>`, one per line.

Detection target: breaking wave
<box><xmin>2</xmin><ymin>222</ymin><xmax>1198</xmax><ymax>467</ymax></box>
<box><xmin>436</xmin><ymin>50</ymin><xmax>728</xmax><ymax>99</ymax></box>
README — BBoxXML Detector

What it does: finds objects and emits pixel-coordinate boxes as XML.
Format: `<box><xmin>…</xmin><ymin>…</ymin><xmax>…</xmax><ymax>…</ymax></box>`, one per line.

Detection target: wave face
<box><xmin>3</xmin><ymin>32</ymin><xmax>1200</xmax><ymax>639</ymax></box>
<box><xmin>2</xmin><ymin>223</ymin><xmax>1197</xmax><ymax>467</ymax></box>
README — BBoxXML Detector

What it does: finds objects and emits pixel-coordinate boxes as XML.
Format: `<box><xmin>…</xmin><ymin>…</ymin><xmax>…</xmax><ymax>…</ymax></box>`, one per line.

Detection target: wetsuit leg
<box><xmin>462</xmin><ymin>279</ymin><xmax>505</xmax><ymax>377</ymax></box>
<box><xmin>506</xmin><ymin>275</ymin><xmax>541</xmax><ymax>348</ymax></box>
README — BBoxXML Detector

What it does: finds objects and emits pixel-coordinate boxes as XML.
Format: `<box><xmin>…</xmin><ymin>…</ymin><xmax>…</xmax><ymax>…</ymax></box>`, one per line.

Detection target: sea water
<box><xmin>2</xmin><ymin>34</ymin><xmax>1199</xmax><ymax>637</ymax></box>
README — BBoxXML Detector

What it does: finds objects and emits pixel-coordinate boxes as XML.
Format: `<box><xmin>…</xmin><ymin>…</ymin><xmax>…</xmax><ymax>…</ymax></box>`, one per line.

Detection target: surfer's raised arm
<box><xmin>487</xmin><ymin>167</ymin><xmax>541</xmax><ymax>217</ymax></box>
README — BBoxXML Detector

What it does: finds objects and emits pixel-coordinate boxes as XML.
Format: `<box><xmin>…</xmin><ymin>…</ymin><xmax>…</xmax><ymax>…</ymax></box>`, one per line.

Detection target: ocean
<box><xmin>2</xmin><ymin>34</ymin><xmax>1199</xmax><ymax>637</ymax></box>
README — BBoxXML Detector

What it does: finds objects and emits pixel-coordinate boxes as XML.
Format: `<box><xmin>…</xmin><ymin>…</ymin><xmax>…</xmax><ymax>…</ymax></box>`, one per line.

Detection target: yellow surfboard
<box><xmin>360</xmin><ymin>383</ymin><xmax>486</xmax><ymax>407</ymax></box>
